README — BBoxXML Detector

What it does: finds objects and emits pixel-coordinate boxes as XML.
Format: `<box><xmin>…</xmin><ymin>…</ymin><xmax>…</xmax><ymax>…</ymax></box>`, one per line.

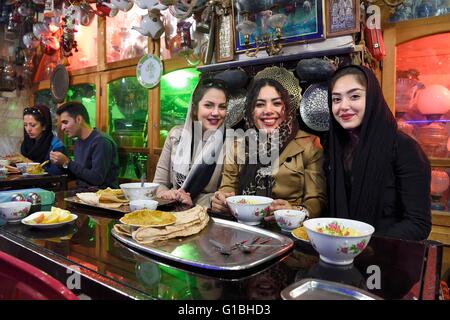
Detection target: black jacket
<box><xmin>372</xmin><ymin>131</ymin><xmax>431</xmax><ymax>240</ymax></box>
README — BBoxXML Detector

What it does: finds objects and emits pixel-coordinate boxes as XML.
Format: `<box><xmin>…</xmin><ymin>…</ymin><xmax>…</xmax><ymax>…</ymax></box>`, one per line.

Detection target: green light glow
<box><xmin>162</xmin><ymin>69</ymin><xmax>199</xmax><ymax>89</ymax></box>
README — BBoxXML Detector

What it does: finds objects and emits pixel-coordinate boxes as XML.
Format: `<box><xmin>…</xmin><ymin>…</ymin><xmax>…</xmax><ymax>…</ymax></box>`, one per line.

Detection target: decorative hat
<box><xmin>254</xmin><ymin>66</ymin><xmax>302</xmax><ymax>110</ymax></box>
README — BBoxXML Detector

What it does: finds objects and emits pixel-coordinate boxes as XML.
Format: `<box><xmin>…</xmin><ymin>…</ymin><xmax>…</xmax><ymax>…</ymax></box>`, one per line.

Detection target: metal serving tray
<box><xmin>281</xmin><ymin>278</ymin><xmax>382</xmax><ymax>300</ymax></box>
<box><xmin>111</xmin><ymin>217</ymin><xmax>293</xmax><ymax>271</ymax></box>
<box><xmin>64</xmin><ymin>196</ymin><xmax>174</xmax><ymax>214</ymax></box>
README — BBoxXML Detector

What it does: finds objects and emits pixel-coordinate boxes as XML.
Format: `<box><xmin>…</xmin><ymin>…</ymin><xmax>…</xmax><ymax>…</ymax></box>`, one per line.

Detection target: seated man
<box><xmin>50</xmin><ymin>101</ymin><xmax>120</xmax><ymax>189</ymax></box>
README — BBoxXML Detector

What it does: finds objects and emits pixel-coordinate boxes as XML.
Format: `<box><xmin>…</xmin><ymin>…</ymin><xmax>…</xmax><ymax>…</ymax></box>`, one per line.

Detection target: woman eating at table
<box><xmin>325</xmin><ymin>65</ymin><xmax>431</xmax><ymax>240</ymax></box>
<box><xmin>211</xmin><ymin>69</ymin><xmax>327</xmax><ymax>218</ymax></box>
<box><xmin>15</xmin><ymin>104</ymin><xmax>67</xmax><ymax>175</ymax></box>
<box><xmin>153</xmin><ymin>78</ymin><xmax>229</xmax><ymax>207</ymax></box>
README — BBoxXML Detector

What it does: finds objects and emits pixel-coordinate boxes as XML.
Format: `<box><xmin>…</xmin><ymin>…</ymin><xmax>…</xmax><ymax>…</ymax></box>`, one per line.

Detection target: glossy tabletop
<box><xmin>0</xmin><ymin>191</ymin><xmax>440</xmax><ymax>300</ymax></box>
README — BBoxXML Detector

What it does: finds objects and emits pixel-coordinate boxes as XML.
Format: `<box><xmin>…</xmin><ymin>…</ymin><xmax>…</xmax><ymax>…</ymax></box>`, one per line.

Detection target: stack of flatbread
<box><xmin>77</xmin><ymin>188</ymin><xmax>128</xmax><ymax>208</ymax></box>
<box><xmin>114</xmin><ymin>205</ymin><xmax>209</xmax><ymax>245</ymax></box>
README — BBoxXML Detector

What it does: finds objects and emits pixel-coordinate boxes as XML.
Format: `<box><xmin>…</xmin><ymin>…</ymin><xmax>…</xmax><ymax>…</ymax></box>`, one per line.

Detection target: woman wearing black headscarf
<box><xmin>20</xmin><ymin>104</ymin><xmax>67</xmax><ymax>175</ymax></box>
<box><xmin>326</xmin><ymin>65</ymin><xmax>431</xmax><ymax>240</ymax></box>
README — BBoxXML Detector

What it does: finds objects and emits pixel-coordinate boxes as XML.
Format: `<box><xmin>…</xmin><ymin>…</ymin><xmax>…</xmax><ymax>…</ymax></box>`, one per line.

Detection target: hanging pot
<box><xmin>214</xmin><ymin>68</ymin><xmax>249</xmax><ymax>91</ymax></box>
<box><xmin>296</xmin><ymin>58</ymin><xmax>337</xmax><ymax>83</ymax></box>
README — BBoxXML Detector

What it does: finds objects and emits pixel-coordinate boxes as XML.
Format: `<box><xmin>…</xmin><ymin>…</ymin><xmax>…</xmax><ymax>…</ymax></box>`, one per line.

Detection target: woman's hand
<box><xmin>211</xmin><ymin>191</ymin><xmax>235</xmax><ymax>213</ymax></box>
<box><xmin>157</xmin><ymin>189</ymin><xmax>193</xmax><ymax>206</ymax></box>
<box><xmin>177</xmin><ymin>189</ymin><xmax>193</xmax><ymax>206</ymax></box>
<box><xmin>269</xmin><ymin>199</ymin><xmax>293</xmax><ymax>211</ymax></box>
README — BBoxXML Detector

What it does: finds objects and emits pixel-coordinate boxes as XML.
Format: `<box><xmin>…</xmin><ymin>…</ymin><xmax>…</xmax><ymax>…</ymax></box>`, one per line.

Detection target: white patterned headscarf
<box><xmin>171</xmin><ymin>79</ymin><xmax>228</xmax><ymax>194</ymax></box>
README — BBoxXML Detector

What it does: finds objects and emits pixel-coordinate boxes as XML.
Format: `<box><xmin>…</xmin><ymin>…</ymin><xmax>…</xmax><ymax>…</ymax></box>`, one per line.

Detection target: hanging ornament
<box><xmin>60</xmin><ymin>4</ymin><xmax>78</xmax><ymax>58</ymax></box>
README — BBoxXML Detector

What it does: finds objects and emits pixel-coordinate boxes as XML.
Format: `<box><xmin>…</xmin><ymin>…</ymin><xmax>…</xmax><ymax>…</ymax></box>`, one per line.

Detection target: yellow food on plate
<box><xmin>292</xmin><ymin>226</ymin><xmax>309</xmax><ymax>242</ymax></box>
<box><xmin>96</xmin><ymin>188</ymin><xmax>124</xmax><ymax>197</ymax></box>
<box><xmin>26</xmin><ymin>164</ymin><xmax>44</xmax><ymax>174</ymax></box>
<box><xmin>120</xmin><ymin>209</ymin><xmax>176</xmax><ymax>227</ymax></box>
<box><xmin>31</xmin><ymin>207</ymin><xmax>73</xmax><ymax>224</ymax></box>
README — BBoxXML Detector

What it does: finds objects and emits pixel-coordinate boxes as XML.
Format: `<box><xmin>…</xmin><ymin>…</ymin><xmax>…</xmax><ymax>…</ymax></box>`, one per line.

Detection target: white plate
<box><xmin>21</xmin><ymin>211</ymin><xmax>78</xmax><ymax>229</ymax></box>
<box><xmin>22</xmin><ymin>172</ymin><xmax>48</xmax><ymax>176</ymax></box>
<box><xmin>136</xmin><ymin>54</ymin><xmax>163</xmax><ymax>88</ymax></box>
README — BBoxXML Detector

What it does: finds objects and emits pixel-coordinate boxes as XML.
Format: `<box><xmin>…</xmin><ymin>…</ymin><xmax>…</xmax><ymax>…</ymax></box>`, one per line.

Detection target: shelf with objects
<box><xmin>381</xmin><ymin>14</ymin><xmax>450</xmax><ymax>281</ymax></box>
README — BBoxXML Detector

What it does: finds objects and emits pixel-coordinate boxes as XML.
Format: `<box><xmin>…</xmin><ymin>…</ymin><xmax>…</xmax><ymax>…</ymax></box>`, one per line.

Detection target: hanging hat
<box><xmin>254</xmin><ymin>66</ymin><xmax>302</xmax><ymax>110</ymax></box>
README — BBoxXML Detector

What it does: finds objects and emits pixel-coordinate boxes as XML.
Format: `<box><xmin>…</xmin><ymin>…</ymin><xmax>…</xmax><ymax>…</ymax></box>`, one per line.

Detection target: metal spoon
<box><xmin>236</xmin><ymin>242</ymin><xmax>288</xmax><ymax>254</ymax></box>
<box><xmin>209</xmin><ymin>239</ymin><xmax>233</xmax><ymax>255</ymax></box>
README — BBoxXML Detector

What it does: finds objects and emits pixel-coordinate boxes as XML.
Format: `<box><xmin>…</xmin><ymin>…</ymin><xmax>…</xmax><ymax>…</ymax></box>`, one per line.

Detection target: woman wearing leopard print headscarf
<box><xmin>212</xmin><ymin>78</ymin><xmax>326</xmax><ymax>218</ymax></box>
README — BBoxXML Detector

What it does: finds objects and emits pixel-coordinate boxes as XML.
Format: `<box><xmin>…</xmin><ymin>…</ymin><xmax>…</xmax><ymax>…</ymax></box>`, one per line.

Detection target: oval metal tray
<box><xmin>111</xmin><ymin>217</ymin><xmax>293</xmax><ymax>271</ymax></box>
<box><xmin>281</xmin><ymin>278</ymin><xmax>382</xmax><ymax>300</ymax></box>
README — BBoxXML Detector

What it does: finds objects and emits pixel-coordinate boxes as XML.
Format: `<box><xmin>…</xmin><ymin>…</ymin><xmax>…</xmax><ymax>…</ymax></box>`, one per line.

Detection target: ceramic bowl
<box><xmin>303</xmin><ymin>218</ymin><xmax>375</xmax><ymax>265</ymax></box>
<box><xmin>120</xmin><ymin>182</ymin><xmax>159</xmax><ymax>201</ymax></box>
<box><xmin>226</xmin><ymin>195</ymin><xmax>273</xmax><ymax>225</ymax></box>
<box><xmin>274</xmin><ymin>208</ymin><xmax>308</xmax><ymax>232</ymax></box>
<box><xmin>0</xmin><ymin>201</ymin><xmax>32</xmax><ymax>223</ymax></box>
<box><xmin>129</xmin><ymin>199</ymin><xmax>159</xmax><ymax>211</ymax></box>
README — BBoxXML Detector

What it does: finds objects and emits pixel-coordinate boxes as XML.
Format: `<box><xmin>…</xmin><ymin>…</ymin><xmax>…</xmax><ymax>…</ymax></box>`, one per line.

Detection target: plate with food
<box><xmin>119</xmin><ymin>209</ymin><xmax>176</xmax><ymax>228</ymax></box>
<box><xmin>21</xmin><ymin>206</ymin><xmax>78</xmax><ymax>229</ymax></box>
<box><xmin>22</xmin><ymin>172</ymin><xmax>48</xmax><ymax>176</ymax></box>
<box><xmin>23</xmin><ymin>162</ymin><xmax>47</xmax><ymax>175</ymax></box>
<box><xmin>291</xmin><ymin>226</ymin><xmax>310</xmax><ymax>243</ymax></box>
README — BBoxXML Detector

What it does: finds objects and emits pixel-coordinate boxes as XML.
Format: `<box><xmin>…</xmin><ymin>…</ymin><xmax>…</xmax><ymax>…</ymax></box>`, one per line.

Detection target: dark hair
<box><xmin>245</xmin><ymin>78</ymin><xmax>291</xmax><ymax>127</ymax></box>
<box><xmin>190</xmin><ymin>78</ymin><xmax>229</xmax><ymax>120</ymax></box>
<box><xmin>330</xmin><ymin>66</ymin><xmax>368</xmax><ymax>91</ymax></box>
<box><xmin>56</xmin><ymin>101</ymin><xmax>90</xmax><ymax>126</ymax></box>
<box><xmin>23</xmin><ymin>104</ymin><xmax>52</xmax><ymax>130</ymax></box>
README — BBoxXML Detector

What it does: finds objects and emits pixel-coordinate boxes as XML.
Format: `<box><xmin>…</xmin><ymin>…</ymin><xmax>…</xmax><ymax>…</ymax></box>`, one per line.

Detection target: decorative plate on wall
<box><xmin>300</xmin><ymin>83</ymin><xmax>330</xmax><ymax>132</ymax></box>
<box><xmin>136</xmin><ymin>54</ymin><xmax>163</xmax><ymax>89</ymax></box>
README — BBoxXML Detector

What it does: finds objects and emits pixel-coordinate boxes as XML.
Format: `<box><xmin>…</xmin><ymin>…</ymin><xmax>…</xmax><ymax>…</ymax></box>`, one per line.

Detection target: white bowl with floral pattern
<box><xmin>303</xmin><ymin>218</ymin><xmax>375</xmax><ymax>265</ymax></box>
<box><xmin>226</xmin><ymin>195</ymin><xmax>273</xmax><ymax>225</ymax></box>
<box><xmin>0</xmin><ymin>201</ymin><xmax>32</xmax><ymax>223</ymax></box>
<box><xmin>274</xmin><ymin>208</ymin><xmax>308</xmax><ymax>232</ymax></box>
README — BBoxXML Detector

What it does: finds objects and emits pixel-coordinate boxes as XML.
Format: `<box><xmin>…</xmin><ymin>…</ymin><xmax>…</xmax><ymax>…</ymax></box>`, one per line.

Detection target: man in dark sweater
<box><xmin>50</xmin><ymin>101</ymin><xmax>119</xmax><ymax>189</ymax></box>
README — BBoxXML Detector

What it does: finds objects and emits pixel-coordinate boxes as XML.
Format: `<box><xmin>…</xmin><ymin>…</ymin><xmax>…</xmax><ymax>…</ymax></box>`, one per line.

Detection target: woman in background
<box><xmin>326</xmin><ymin>65</ymin><xmax>431</xmax><ymax>240</ymax></box>
<box><xmin>19</xmin><ymin>104</ymin><xmax>66</xmax><ymax>175</ymax></box>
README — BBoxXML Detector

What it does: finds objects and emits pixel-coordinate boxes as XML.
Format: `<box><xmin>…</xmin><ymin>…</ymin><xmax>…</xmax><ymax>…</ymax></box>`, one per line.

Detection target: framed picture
<box><xmin>234</xmin><ymin>0</ymin><xmax>325</xmax><ymax>53</ymax></box>
<box><xmin>325</xmin><ymin>0</ymin><xmax>360</xmax><ymax>37</ymax></box>
<box><xmin>215</xmin><ymin>11</ymin><xmax>235</xmax><ymax>63</ymax></box>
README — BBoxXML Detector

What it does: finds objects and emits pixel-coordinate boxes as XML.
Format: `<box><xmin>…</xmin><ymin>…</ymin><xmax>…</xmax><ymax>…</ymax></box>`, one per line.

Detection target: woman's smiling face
<box><xmin>331</xmin><ymin>74</ymin><xmax>367</xmax><ymax>130</ymax></box>
<box><xmin>196</xmin><ymin>88</ymin><xmax>227</xmax><ymax>131</ymax></box>
<box><xmin>252</xmin><ymin>85</ymin><xmax>286</xmax><ymax>132</ymax></box>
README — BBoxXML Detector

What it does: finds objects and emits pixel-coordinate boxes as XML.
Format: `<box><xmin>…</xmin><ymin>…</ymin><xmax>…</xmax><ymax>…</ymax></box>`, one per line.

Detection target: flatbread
<box><xmin>76</xmin><ymin>192</ymin><xmax>100</xmax><ymax>205</ymax></box>
<box><xmin>76</xmin><ymin>192</ymin><xmax>128</xmax><ymax>207</ymax></box>
<box><xmin>132</xmin><ymin>206</ymin><xmax>209</xmax><ymax>244</ymax></box>
<box><xmin>96</xmin><ymin>188</ymin><xmax>124</xmax><ymax>197</ymax></box>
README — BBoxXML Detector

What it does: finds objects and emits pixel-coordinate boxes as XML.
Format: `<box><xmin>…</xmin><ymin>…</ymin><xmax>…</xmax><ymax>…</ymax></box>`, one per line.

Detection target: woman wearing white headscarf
<box><xmin>153</xmin><ymin>78</ymin><xmax>229</xmax><ymax>207</ymax></box>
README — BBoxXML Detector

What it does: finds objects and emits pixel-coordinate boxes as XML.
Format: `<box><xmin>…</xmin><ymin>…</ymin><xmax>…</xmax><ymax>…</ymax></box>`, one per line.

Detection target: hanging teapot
<box><xmin>133</xmin><ymin>0</ymin><xmax>167</xmax><ymax>11</ymax></box>
<box><xmin>132</xmin><ymin>12</ymin><xmax>164</xmax><ymax>39</ymax></box>
<box><xmin>96</xmin><ymin>2</ymin><xmax>119</xmax><ymax>17</ymax></box>
<box><xmin>103</xmin><ymin>0</ymin><xmax>134</xmax><ymax>12</ymax></box>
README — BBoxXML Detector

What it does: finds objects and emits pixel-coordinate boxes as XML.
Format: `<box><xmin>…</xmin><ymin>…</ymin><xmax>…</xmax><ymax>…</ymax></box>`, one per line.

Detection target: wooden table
<box><xmin>0</xmin><ymin>174</ymin><xmax>68</xmax><ymax>192</ymax></box>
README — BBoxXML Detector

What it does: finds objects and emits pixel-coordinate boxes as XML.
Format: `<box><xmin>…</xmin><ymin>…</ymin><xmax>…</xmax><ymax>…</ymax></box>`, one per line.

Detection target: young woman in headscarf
<box><xmin>211</xmin><ymin>78</ymin><xmax>327</xmax><ymax>218</ymax></box>
<box><xmin>153</xmin><ymin>78</ymin><xmax>229</xmax><ymax>207</ymax></box>
<box><xmin>326</xmin><ymin>65</ymin><xmax>431</xmax><ymax>240</ymax></box>
<box><xmin>20</xmin><ymin>104</ymin><xmax>67</xmax><ymax>175</ymax></box>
